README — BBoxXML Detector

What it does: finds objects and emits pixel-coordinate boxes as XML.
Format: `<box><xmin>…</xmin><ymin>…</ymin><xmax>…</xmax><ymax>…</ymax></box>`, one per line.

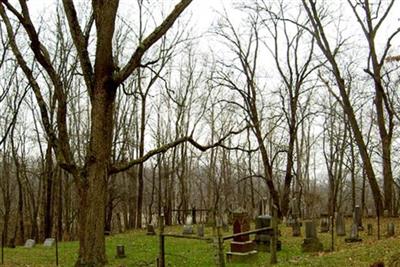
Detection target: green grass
<box><xmin>1</xmin><ymin>218</ymin><xmax>400</xmax><ymax>266</ymax></box>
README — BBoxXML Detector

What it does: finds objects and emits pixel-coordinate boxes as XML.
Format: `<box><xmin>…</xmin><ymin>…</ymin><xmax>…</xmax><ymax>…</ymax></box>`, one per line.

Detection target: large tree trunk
<box><xmin>75</xmin><ymin>2</ymin><xmax>118</xmax><ymax>265</ymax></box>
<box><xmin>76</xmin><ymin>85</ymin><xmax>116</xmax><ymax>266</ymax></box>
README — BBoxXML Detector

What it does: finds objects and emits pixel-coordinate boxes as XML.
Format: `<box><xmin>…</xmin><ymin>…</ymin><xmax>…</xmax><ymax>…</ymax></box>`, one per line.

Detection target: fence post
<box><xmin>192</xmin><ymin>207</ymin><xmax>196</xmax><ymax>225</ymax></box>
<box><xmin>270</xmin><ymin>205</ymin><xmax>277</xmax><ymax>264</ymax></box>
<box><xmin>1</xmin><ymin>230</ymin><xmax>4</xmax><ymax>265</ymax></box>
<box><xmin>55</xmin><ymin>236</ymin><xmax>59</xmax><ymax>266</ymax></box>
<box><xmin>158</xmin><ymin>215</ymin><xmax>165</xmax><ymax>267</ymax></box>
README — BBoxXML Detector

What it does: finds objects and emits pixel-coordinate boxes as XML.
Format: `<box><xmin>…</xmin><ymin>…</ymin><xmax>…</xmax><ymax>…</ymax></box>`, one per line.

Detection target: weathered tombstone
<box><xmin>335</xmin><ymin>212</ymin><xmax>346</xmax><ymax>236</ymax></box>
<box><xmin>387</xmin><ymin>223</ymin><xmax>395</xmax><ymax>237</ymax></box>
<box><xmin>258</xmin><ymin>198</ymin><xmax>269</xmax><ymax>215</ymax></box>
<box><xmin>43</xmin><ymin>238</ymin><xmax>55</xmax><ymax>247</ymax></box>
<box><xmin>197</xmin><ymin>224</ymin><xmax>205</xmax><ymax>237</ymax></box>
<box><xmin>182</xmin><ymin>224</ymin><xmax>194</xmax><ymax>235</ymax></box>
<box><xmin>383</xmin><ymin>210</ymin><xmax>389</xmax><ymax>218</ymax></box>
<box><xmin>345</xmin><ymin>223</ymin><xmax>362</xmax><ymax>242</ymax></box>
<box><xmin>146</xmin><ymin>224</ymin><xmax>156</xmax><ymax>235</ymax></box>
<box><xmin>24</xmin><ymin>239</ymin><xmax>35</xmax><ymax>248</ymax></box>
<box><xmin>367</xmin><ymin>223</ymin><xmax>373</xmax><ymax>236</ymax></box>
<box><xmin>292</xmin><ymin>222</ymin><xmax>301</xmax><ymax>237</ymax></box>
<box><xmin>301</xmin><ymin>221</ymin><xmax>323</xmax><ymax>252</ymax></box>
<box><xmin>320</xmin><ymin>217</ymin><xmax>330</xmax><ymax>233</ymax></box>
<box><xmin>182</xmin><ymin>215</ymin><xmax>194</xmax><ymax>235</ymax></box>
<box><xmin>354</xmin><ymin>205</ymin><xmax>364</xmax><ymax>230</ymax></box>
<box><xmin>226</xmin><ymin>209</ymin><xmax>257</xmax><ymax>262</ymax></box>
<box><xmin>253</xmin><ymin>215</ymin><xmax>282</xmax><ymax>251</ymax></box>
<box><xmin>115</xmin><ymin>244</ymin><xmax>126</xmax><ymax>258</ymax></box>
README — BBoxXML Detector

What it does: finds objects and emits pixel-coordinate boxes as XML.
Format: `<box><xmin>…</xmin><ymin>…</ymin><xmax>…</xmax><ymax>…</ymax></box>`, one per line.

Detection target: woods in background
<box><xmin>0</xmin><ymin>0</ymin><xmax>399</xmax><ymax>266</ymax></box>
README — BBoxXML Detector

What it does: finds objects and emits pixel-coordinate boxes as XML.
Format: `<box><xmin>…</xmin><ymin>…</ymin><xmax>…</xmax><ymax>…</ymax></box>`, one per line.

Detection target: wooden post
<box><xmin>377</xmin><ymin>210</ymin><xmax>381</xmax><ymax>240</ymax></box>
<box><xmin>192</xmin><ymin>207</ymin><xmax>196</xmax><ymax>225</ymax></box>
<box><xmin>159</xmin><ymin>215</ymin><xmax>165</xmax><ymax>267</ymax></box>
<box><xmin>1</xmin><ymin>230</ymin><xmax>4</xmax><ymax>265</ymax></box>
<box><xmin>270</xmin><ymin>205</ymin><xmax>277</xmax><ymax>264</ymax></box>
<box><xmin>55</xmin><ymin>236</ymin><xmax>59</xmax><ymax>266</ymax></box>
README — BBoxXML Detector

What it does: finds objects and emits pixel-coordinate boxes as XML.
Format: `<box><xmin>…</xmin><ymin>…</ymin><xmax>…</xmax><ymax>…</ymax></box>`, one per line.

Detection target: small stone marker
<box><xmin>367</xmin><ymin>224</ymin><xmax>373</xmax><ymax>236</ymax></box>
<box><xmin>146</xmin><ymin>224</ymin><xmax>156</xmax><ymax>235</ymax></box>
<box><xmin>24</xmin><ymin>239</ymin><xmax>36</xmax><ymax>248</ymax></box>
<box><xmin>301</xmin><ymin>221</ymin><xmax>323</xmax><ymax>252</ymax></box>
<box><xmin>320</xmin><ymin>217</ymin><xmax>330</xmax><ymax>233</ymax></box>
<box><xmin>182</xmin><ymin>215</ymin><xmax>194</xmax><ymax>235</ymax></box>
<box><xmin>292</xmin><ymin>222</ymin><xmax>301</xmax><ymax>237</ymax></box>
<box><xmin>336</xmin><ymin>212</ymin><xmax>346</xmax><ymax>236</ymax></box>
<box><xmin>182</xmin><ymin>224</ymin><xmax>194</xmax><ymax>235</ymax></box>
<box><xmin>345</xmin><ymin>223</ymin><xmax>362</xmax><ymax>242</ymax></box>
<box><xmin>115</xmin><ymin>244</ymin><xmax>126</xmax><ymax>258</ymax></box>
<box><xmin>43</xmin><ymin>238</ymin><xmax>55</xmax><ymax>247</ymax></box>
<box><xmin>197</xmin><ymin>224</ymin><xmax>205</xmax><ymax>237</ymax></box>
<box><xmin>387</xmin><ymin>223</ymin><xmax>395</xmax><ymax>237</ymax></box>
<box><xmin>383</xmin><ymin>209</ymin><xmax>389</xmax><ymax>218</ymax></box>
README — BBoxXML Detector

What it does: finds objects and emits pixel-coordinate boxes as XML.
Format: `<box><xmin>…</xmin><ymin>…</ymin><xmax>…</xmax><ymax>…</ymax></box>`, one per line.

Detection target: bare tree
<box><xmin>346</xmin><ymin>0</ymin><xmax>400</xmax><ymax>216</ymax></box>
<box><xmin>301</xmin><ymin>0</ymin><xmax>384</xmax><ymax>215</ymax></box>
<box><xmin>0</xmin><ymin>1</ymin><xmax>192</xmax><ymax>265</ymax></box>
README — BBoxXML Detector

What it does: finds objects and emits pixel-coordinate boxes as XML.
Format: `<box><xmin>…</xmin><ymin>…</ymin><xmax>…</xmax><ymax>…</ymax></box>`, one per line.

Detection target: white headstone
<box><xmin>43</xmin><ymin>238</ymin><xmax>55</xmax><ymax>247</ymax></box>
<box><xmin>24</xmin><ymin>239</ymin><xmax>36</xmax><ymax>248</ymax></box>
<box><xmin>186</xmin><ymin>215</ymin><xmax>193</xmax><ymax>225</ymax></box>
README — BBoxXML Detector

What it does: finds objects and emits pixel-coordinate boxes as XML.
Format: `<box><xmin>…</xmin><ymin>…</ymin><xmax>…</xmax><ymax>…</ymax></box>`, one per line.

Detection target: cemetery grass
<box><xmin>2</xmin><ymin>218</ymin><xmax>400</xmax><ymax>266</ymax></box>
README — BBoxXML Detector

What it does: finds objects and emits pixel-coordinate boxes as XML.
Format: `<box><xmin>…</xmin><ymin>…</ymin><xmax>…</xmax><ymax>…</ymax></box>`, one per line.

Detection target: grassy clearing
<box><xmin>1</xmin><ymin>218</ymin><xmax>400</xmax><ymax>266</ymax></box>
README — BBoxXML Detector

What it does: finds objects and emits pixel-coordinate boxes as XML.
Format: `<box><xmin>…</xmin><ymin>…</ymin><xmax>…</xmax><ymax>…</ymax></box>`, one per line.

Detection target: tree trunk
<box><xmin>75</xmin><ymin>1</ymin><xmax>118</xmax><ymax>263</ymax></box>
<box><xmin>76</xmin><ymin>85</ymin><xmax>116</xmax><ymax>266</ymax></box>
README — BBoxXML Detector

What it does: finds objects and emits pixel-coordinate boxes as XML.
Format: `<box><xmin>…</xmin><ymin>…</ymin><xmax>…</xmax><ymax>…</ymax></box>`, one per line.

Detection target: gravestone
<box><xmin>226</xmin><ymin>209</ymin><xmax>257</xmax><ymax>262</ymax></box>
<box><xmin>182</xmin><ymin>224</ymin><xmax>194</xmax><ymax>235</ymax></box>
<box><xmin>43</xmin><ymin>238</ymin><xmax>55</xmax><ymax>247</ymax></box>
<box><xmin>367</xmin><ymin>224</ymin><xmax>373</xmax><ymax>236</ymax></box>
<box><xmin>354</xmin><ymin>205</ymin><xmax>364</xmax><ymax>230</ymax></box>
<box><xmin>387</xmin><ymin>223</ymin><xmax>395</xmax><ymax>237</ymax></box>
<box><xmin>345</xmin><ymin>223</ymin><xmax>362</xmax><ymax>242</ymax></box>
<box><xmin>115</xmin><ymin>244</ymin><xmax>126</xmax><ymax>258</ymax></box>
<box><xmin>286</xmin><ymin>214</ymin><xmax>298</xmax><ymax>227</ymax></box>
<box><xmin>146</xmin><ymin>224</ymin><xmax>156</xmax><ymax>235</ymax></box>
<box><xmin>292</xmin><ymin>222</ymin><xmax>301</xmax><ymax>237</ymax></box>
<box><xmin>301</xmin><ymin>221</ymin><xmax>323</xmax><ymax>252</ymax></box>
<box><xmin>253</xmin><ymin>215</ymin><xmax>281</xmax><ymax>251</ymax></box>
<box><xmin>197</xmin><ymin>224</ymin><xmax>205</xmax><ymax>237</ymax></box>
<box><xmin>336</xmin><ymin>212</ymin><xmax>346</xmax><ymax>236</ymax></box>
<box><xmin>183</xmin><ymin>215</ymin><xmax>194</xmax><ymax>235</ymax></box>
<box><xmin>383</xmin><ymin>210</ymin><xmax>389</xmax><ymax>218</ymax></box>
<box><xmin>320</xmin><ymin>217</ymin><xmax>330</xmax><ymax>233</ymax></box>
<box><xmin>24</xmin><ymin>239</ymin><xmax>35</xmax><ymax>248</ymax></box>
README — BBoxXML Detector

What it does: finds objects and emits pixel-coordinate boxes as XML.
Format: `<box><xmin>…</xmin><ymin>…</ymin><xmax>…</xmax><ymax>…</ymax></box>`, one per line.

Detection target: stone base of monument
<box><xmin>226</xmin><ymin>250</ymin><xmax>258</xmax><ymax>263</ymax></box>
<box><xmin>254</xmin><ymin>240</ymin><xmax>282</xmax><ymax>252</ymax></box>
<box><xmin>226</xmin><ymin>241</ymin><xmax>258</xmax><ymax>262</ymax></box>
<box><xmin>301</xmin><ymin>238</ymin><xmax>323</xmax><ymax>252</ymax></box>
<box><xmin>344</xmin><ymin>237</ymin><xmax>362</xmax><ymax>243</ymax></box>
<box><xmin>230</xmin><ymin>240</ymin><xmax>255</xmax><ymax>252</ymax></box>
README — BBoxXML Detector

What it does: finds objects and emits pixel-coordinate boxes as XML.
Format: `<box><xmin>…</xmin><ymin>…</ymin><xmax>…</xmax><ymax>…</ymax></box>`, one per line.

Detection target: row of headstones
<box><xmin>23</xmin><ymin>238</ymin><xmax>55</xmax><ymax>248</ymax></box>
<box><xmin>298</xmin><ymin>219</ymin><xmax>396</xmax><ymax>252</ymax></box>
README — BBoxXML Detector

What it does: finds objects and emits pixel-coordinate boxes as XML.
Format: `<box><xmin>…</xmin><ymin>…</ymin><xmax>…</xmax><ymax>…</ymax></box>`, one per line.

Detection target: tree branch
<box><xmin>114</xmin><ymin>0</ymin><xmax>192</xmax><ymax>84</ymax></box>
<box><xmin>109</xmin><ymin>126</ymin><xmax>249</xmax><ymax>174</ymax></box>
